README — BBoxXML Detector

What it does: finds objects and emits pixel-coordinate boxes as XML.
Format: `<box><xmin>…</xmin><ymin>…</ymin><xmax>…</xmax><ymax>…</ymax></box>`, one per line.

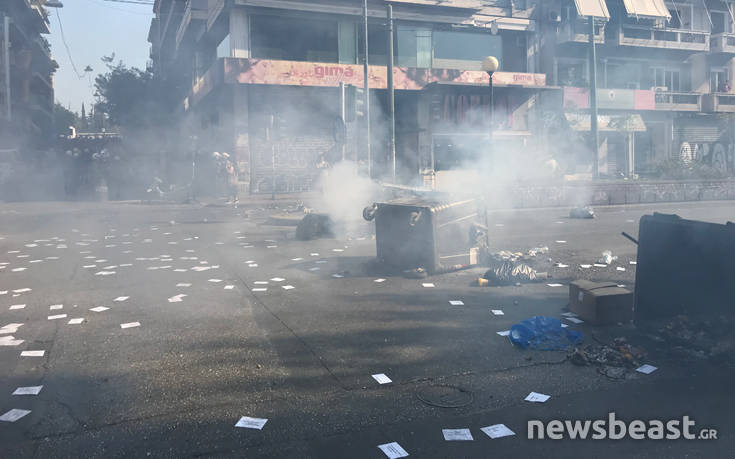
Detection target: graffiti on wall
<box><xmin>678</xmin><ymin>141</ymin><xmax>735</xmax><ymax>174</ymax></box>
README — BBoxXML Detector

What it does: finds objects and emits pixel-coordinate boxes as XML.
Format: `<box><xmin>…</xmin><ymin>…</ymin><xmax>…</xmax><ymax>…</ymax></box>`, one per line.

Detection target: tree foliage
<box><xmin>53</xmin><ymin>103</ymin><xmax>78</xmax><ymax>137</ymax></box>
<box><xmin>94</xmin><ymin>55</ymin><xmax>176</xmax><ymax>129</ymax></box>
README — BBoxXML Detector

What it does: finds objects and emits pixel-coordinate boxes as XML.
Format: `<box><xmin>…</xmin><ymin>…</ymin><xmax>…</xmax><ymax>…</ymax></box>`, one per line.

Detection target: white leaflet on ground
<box><xmin>371</xmin><ymin>373</ymin><xmax>392</xmax><ymax>384</ymax></box>
<box><xmin>442</xmin><ymin>429</ymin><xmax>473</xmax><ymax>441</ymax></box>
<box><xmin>525</xmin><ymin>392</ymin><xmax>550</xmax><ymax>403</ymax></box>
<box><xmin>491</xmin><ymin>309</ymin><xmax>504</xmax><ymax>315</ymax></box>
<box><xmin>496</xmin><ymin>330</ymin><xmax>510</xmax><ymax>336</ymax></box>
<box><xmin>20</xmin><ymin>350</ymin><xmax>45</xmax><ymax>357</ymax></box>
<box><xmin>68</xmin><ymin>318</ymin><xmax>84</xmax><ymax>325</ymax></box>
<box><xmin>449</xmin><ymin>300</ymin><xmax>464</xmax><ymax>306</ymax></box>
<box><xmin>120</xmin><ymin>322</ymin><xmax>140</xmax><ymax>329</ymax></box>
<box><xmin>422</xmin><ymin>283</ymin><xmax>435</xmax><ymax>288</ymax></box>
<box><xmin>0</xmin><ymin>409</ymin><xmax>31</xmax><ymax>422</ymax></box>
<box><xmin>90</xmin><ymin>306</ymin><xmax>109</xmax><ymax>312</ymax></box>
<box><xmin>481</xmin><ymin>424</ymin><xmax>516</xmax><ymax>439</ymax></box>
<box><xmin>235</xmin><ymin>416</ymin><xmax>268</xmax><ymax>429</ymax></box>
<box><xmin>13</xmin><ymin>386</ymin><xmax>43</xmax><ymax>396</ymax></box>
<box><xmin>377</xmin><ymin>442</ymin><xmax>409</xmax><ymax>459</ymax></box>
<box><xmin>636</xmin><ymin>364</ymin><xmax>657</xmax><ymax>374</ymax></box>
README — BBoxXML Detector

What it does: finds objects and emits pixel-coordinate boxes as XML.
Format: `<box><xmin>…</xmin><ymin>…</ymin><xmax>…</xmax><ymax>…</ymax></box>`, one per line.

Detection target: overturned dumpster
<box><xmin>634</xmin><ymin>213</ymin><xmax>735</xmax><ymax>320</ymax></box>
<box><xmin>364</xmin><ymin>197</ymin><xmax>487</xmax><ymax>273</ymax></box>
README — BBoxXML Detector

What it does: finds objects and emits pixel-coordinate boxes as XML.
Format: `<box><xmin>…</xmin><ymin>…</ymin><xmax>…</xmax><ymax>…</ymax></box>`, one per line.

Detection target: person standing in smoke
<box><xmin>225</xmin><ymin>158</ymin><xmax>239</xmax><ymax>204</ymax></box>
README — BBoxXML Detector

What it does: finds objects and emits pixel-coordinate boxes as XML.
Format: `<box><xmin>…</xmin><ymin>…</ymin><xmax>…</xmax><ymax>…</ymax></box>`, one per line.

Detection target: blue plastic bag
<box><xmin>509</xmin><ymin>316</ymin><xmax>583</xmax><ymax>350</ymax></box>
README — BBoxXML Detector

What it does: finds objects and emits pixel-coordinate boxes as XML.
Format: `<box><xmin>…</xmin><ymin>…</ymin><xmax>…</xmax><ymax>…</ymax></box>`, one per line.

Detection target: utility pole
<box><xmin>387</xmin><ymin>4</ymin><xmax>396</xmax><ymax>183</ymax></box>
<box><xmin>589</xmin><ymin>16</ymin><xmax>599</xmax><ymax>179</ymax></box>
<box><xmin>363</xmin><ymin>0</ymin><xmax>371</xmax><ymax>178</ymax></box>
<box><xmin>2</xmin><ymin>14</ymin><xmax>11</xmax><ymax>121</ymax></box>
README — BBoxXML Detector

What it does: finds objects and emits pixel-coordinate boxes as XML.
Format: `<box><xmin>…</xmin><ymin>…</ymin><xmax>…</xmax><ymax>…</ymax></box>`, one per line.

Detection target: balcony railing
<box><xmin>176</xmin><ymin>0</ymin><xmax>208</xmax><ymax>49</ymax></box>
<box><xmin>654</xmin><ymin>91</ymin><xmax>702</xmax><ymax>111</ymax></box>
<box><xmin>702</xmin><ymin>93</ymin><xmax>735</xmax><ymax>112</ymax></box>
<box><xmin>557</xmin><ymin>20</ymin><xmax>605</xmax><ymax>44</ymax></box>
<box><xmin>710</xmin><ymin>32</ymin><xmax>735</xmax><ymax>53</ymax></box>
<box><xmin>613</xmin><ymin>24</ymin><xmax>709</xmax><ymax>51</ymax></box>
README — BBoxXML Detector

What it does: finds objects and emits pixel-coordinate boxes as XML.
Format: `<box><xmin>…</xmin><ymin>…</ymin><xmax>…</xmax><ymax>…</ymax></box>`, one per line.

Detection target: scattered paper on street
<box><xmin>235</xmin><ymin>416</ymin><xmax>268</xmax><ymax>429</ymax></box>
<box><xmin>616</xmin><ymin>267</ymin><xmax>626</xmax><ymax>271</ymax></box>
<box><xmin>270</xmin><ymin>277</ymin><xmax>285</xmax><ymax>282</ymax></box>
<box><xmin>525</xmin><ymin>392</ymin><xmax>550</xmax><ymax>403</ymax></box>
<box><xmin>636</xmin><ymin>364</ymin><xmax>658</xmax><ymax>374</ymax></box>
<box><xmin>377</xmin><ymin>442</ymin><xmax>409</xmax><ymax>459</ymax></box>
<box><xmin>252</xmin><ymin>288</ymin><xmax>267</xmax><ymax>292</ymax></box>
<box><xmin>481</xmin><ymin>424</ymin><xmax>516</xmax><ymax>439</ymax></box>
<box><xmin>224</xmin><ymin>285</ymin><xmax>234</xmax><ymax>290</ymax></box>
<box><xmin>449</xmin><ymin>300</ymin><xmax>464</xmax><ymax>306</ymax></box>
<box><xmin>68</xmin><ymin>318</ymin><xmax>84</xmax><ymax>325</ymax></box>
<box><xmin>90</xmin><ymin>306</ymin><xmax>109</xmax><ymax>312</ymax></box>
<box><xmin>0</xmin><ymin>409</ymin><xmax>31</xmax><ymax>422</ymax></box>
<box><xmin>374</xmin><ymin>278</ymin><xmax>386</xmax><ymax>283</ymax></box>
<box><xmin>50</xmin><ymin>304</ymin><xmax>63</xmax><ymax>310</ymax></box>
<box><xmin>114</xmin><ymin>296</ymin><xmax>129</xmax><ymax>302</ymax></box>
<box><xmin>491</xmin><ymin>309</ymin><xmax>504</xmax><ymax>315</ymax></box>
<box><xmin>48</xmin><ymin>314</ymin><xmax>67</xmax><ymax>320</ymax></box>
<box><xmin>21</xmin><ymin>350</ymin><xmax>45</xmax><ymax>357</ymax></box>
<box><xmin>442</xmin><ymin>428</ymin><xmax>473</xmax><ymax>441</ymax></box>
<box><xmin>120</xmin><ymin>322</ymin><xmax>141</xmax><ymax>329</ymax></box>
<box><xmin>497</xmin><ymin>330</ymin><xmax>510</xmax><ymax>336</ymax></box>
<box><xmin>282</xmin><ymin>285</ymin><xmax>295</xmax><ymax>290</ymax></box>
<box><xmin>565</xmin><ymin>317</ymin><xmax>584</xmax><ymax>324</ymax></box>
<box><xmin>422</xmin><ymin>283</ymin><xmax>435</xmax><ymax>288</ymax></box>
<box><xmin>372</xmin><ymin>373</ymin><xmax>392</xmax><ymax>384</ymax></box>
<box><xmin>9</xmin><ymin>304</ymin><xmax>26</xmax><ymax>310</ymax></box>
<box><xmin>13</xmin><ymin>386</ymin><xmax>43</xmax><ymax>396</ymax></box>
<box><xmin>547</xmin><ymin>283</ymin><xmax>564</xmax><ymax>287</ymax></box>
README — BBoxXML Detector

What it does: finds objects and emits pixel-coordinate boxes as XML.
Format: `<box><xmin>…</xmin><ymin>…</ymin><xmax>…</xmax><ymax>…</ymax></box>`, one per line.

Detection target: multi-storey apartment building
<box><xmin>149</xmin><ymin>0</ymin><xmax>547</xmax><ymax>191</ymax></box>
<box><xmin>0</xmin><ymin>0</ymin><xmax>56</xmax><ymax>152</ymax></box>
<box><xmin>541</xmin><ymin>0</ymin><xmax>735</xmax><ymax>177</ymax></box>
<box><xmin>149</xmin><ymin>0</ymin><xmax>735</xmax><ymax>191</ymax></box>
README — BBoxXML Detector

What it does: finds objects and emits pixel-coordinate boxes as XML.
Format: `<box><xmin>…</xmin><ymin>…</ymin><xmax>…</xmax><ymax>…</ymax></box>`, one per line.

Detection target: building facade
<box><xmin>149</xmin><ymin>0</ymin><xmax>735</xmax><ymax>192</ymax></box>
<box><xmin>0</xmin><ymin>0</ymin><xmax>56</xmax><ymax>153</ymax></box>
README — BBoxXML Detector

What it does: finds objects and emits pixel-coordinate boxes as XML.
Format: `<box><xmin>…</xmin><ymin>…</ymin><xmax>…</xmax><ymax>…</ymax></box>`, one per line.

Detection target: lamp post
<box><xmin>481</xmin><ymin>56</ymin><xmax>499</xmax><ymax>153</ymax></box>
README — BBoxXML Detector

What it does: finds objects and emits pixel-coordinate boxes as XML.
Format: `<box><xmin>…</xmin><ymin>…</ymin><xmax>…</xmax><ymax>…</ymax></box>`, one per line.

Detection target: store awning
<box><xmin>574</xmin><ymin>0</ymin><xmax>610</xmax><ymax>19</ymax></box>
<box><xmin>565</xmin><ymin>113</ymin><xmax>647</xmax><ymax>132</ymax></box>
<box><xmin>622</xmin><ymin>0</ymin><xmax>671</xmax><ymax>20</ymax></box>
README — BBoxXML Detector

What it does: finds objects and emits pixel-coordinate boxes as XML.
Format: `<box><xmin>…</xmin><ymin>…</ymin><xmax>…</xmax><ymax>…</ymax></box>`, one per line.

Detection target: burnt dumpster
<box><xmin>634</xmin><ymin>213</ymin><xmax>735</xmax><ymax>320</ymax></box>
<box><xmin>364</xmin><ymin>197</ymin><xmax>487</xmax><ymax>273</ymax></box>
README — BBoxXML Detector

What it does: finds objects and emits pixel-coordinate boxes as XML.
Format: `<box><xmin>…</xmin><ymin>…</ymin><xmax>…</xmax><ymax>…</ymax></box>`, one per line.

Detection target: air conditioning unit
<box><xmin>653</xmin><ymin>86</ymin><xmax>669</xmax><ymax>92</ymax></box>
<box><xmin>548</xmin><ymin>10</ymin><xmax>561</xmax><ymax>23</ymax></box>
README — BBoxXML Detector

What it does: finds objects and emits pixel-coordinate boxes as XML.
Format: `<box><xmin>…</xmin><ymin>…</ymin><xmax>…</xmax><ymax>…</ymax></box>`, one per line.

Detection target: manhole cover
<box><xmin>416</xmin><ymin>384</ymin><xmax>473</xmax><ymax>408</ymax></box>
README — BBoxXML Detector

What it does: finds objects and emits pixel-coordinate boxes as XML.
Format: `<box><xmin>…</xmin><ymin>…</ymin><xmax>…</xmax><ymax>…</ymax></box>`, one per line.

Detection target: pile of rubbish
<box><xmin>479</xmin><ymin>247</ymin><xmax>550</xmax><ymax>285</ymax></box>
<box><xmin>509</xmin><ymin>316</ymin><xmax>584</xmax><ymax>350</ymax></box>
<box><xmin>569</xmin><ymin>337</ymin><xmax>647</xmax><ymax>379</ymax></box>
<box><xmin>570</xmin><ymin>206</ymin><xmax>595</xmax><ymax>219</ymax></box>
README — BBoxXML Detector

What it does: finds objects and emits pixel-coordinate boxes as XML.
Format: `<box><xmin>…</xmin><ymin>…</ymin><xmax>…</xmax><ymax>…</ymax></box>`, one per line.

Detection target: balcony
<box><xmin>557</xmin><ymin>20</ymin><xmax>605</xmax><ymax>45</ymax></box>
<box><xmin>702</xmin><ymin>93</ymin><xmax>735</xmax><ymax>112</ymax></box>
<box><xmin>710</xmin><ymin>33</ymin><xmax>735</xmax><ymax>53</ymax></box>
<box><xmin>176</xmin><ymin>0</ymin><xmax>208</xmax><ymax>50</ymax></box>
<box><xmin>611</xmin><ymin>24</ymin><xmax>709</xmax><ymax>52</ymax></box>
<box><xmin>207</xmin><ymin>0</ymin><xmax>226</xmax><ymax>31</ymax></box>
<box><xmin>654</xmin><ymin>91</ymin><xmax>702</xmax><ymax>111</ymax></box>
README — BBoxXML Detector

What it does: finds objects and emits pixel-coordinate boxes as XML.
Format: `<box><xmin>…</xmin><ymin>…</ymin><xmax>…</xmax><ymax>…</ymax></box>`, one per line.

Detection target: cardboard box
<box><xmin>569</xmin><ymin>280</ymin><xmax>634</xmax><ymax>325</ymax></box>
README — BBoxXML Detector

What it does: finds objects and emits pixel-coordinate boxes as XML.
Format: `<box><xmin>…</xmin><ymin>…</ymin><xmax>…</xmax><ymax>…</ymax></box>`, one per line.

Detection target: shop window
<box><xmin>251</xmin><ymin>15</ymin><xmax>338</xmax><ymax>63</ymax></box>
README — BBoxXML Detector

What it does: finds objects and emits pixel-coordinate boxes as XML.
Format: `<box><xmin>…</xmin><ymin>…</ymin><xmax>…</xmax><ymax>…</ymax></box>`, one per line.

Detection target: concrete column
<box><xmin>417</xmin><ymin>92</ymin><xmax>432</xmax><ymax>180</ymax></box>
<box><xmin>229</xmin><ymin>8</ymin><xmax>250</xmax><ymax>59</ymax></box>
<box><xmin>232</xmin><ymin>85</ymin><xmax>250</xmax><ymax>191</ymax></box>
<box><xmin>628</xmin><ymin>132</ymin><xmax>635</xmax><ymax>176</ymax></box>
<box><xmin>727</xmin><ymin>57</ymin><xmax>735</xmax><ymax>92</ymax></box>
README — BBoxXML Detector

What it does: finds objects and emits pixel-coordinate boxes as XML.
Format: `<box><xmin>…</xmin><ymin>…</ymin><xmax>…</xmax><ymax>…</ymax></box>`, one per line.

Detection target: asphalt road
<box><xmin>0</xmin><ymin>198</ymin><xmax>733</xmax><ymax>458</ymax></box>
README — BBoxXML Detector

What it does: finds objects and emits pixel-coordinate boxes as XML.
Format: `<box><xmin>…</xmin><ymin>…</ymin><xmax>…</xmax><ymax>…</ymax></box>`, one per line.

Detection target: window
<box><xmin>216</xmin><ymin>34</ymin><xmax>230</xmax><ymax>58</ymax></box>
<box><xmin>605</xmin><ymin>60</ymin><xmax>641</xmax><ymax>89</ymax></box>
<box><xmin>432</xmin><ymin>30</ymin><xmax>502</xmax><ymax>70</ymax></box>
<box><xmin>251</xmin><ymin>15</ymin><xmax>338</xmax><ymax>63</ymax></box>
<box><xmin>338</xmin><ymin>22</ymin><xmax>357</xmax><ymax>64</ymax></box>
<box><xmin>711</xmin><ymin>11</ymin><xmax>726</xmax><ymax>34</ymax></box>
<box><xmin>396</xmin><ymin>26</ymin><xmax>431</xmax><ymax>68</ymax></box>
<box><xmin>666</xmin><ymin>3</ymin><xmax>692</xmax><ymax>29</ymax></box>
<box><xmin>652</xmin><ymin>67</ymin><xmax>681</xmax><ymax>91</ymax></box>
<box><xmin>357</xmin><ymin>24</ymin><xmax>389</xmax><ymax>66</ymax></box>
<box><xmin>711</xmin><ymin>67</ymin><xmax>729</xmax><ymax>92</ymax></box>
<box><xmin>558</xmin><ymin>59</ymin><xmax>587</xmax><ymax>86</ymax></box>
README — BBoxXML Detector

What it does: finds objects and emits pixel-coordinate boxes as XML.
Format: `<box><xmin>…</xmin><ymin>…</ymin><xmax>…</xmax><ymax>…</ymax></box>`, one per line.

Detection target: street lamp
<box><xmin>481</xmin><ymin>56</ymin><xmax>499</xmax><ymax>151</ymax></box>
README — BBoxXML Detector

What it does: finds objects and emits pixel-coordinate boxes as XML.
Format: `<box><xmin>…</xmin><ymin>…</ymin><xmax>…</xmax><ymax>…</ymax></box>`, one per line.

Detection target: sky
<box><xmin>46</xmin><ymin>0</ymin><xmax>154</xmax><ymax>112</ymax></box>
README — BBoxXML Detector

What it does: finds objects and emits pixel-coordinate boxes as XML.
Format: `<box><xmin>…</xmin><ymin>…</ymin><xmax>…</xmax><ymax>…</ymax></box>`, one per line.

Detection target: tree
<box><xmin>53</xmin><ymin>103</ymin><xmax>79</xmax><ymax>137</ymax></box>
<box><xmin>94</xmin><ymin>55</ymin><xmax>177</xmax><ymax>129</ymax></box>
